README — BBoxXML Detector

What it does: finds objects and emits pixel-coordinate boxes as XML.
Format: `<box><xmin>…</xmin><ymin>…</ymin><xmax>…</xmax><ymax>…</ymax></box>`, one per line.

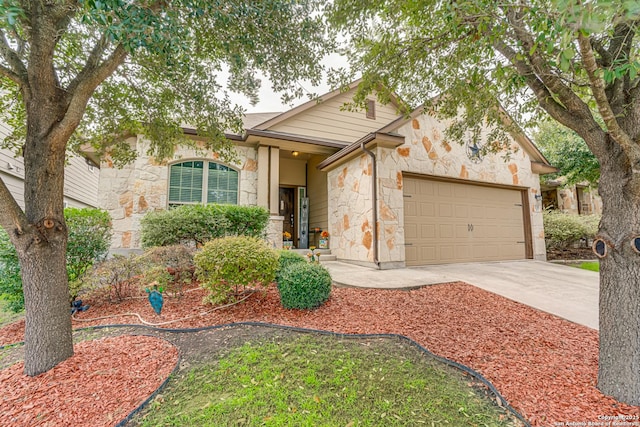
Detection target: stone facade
<box><xmin>327</xmin><ymin>157</ymin><xmax>375</xmax><ymax>264</ymax></box>
<box><xmin>99</xmin><ymin>136</ymin><xmax>258</xmax><ymax>249</ymax></box>
<box><xmin>327</xmin><ymin>114</ymin><xmax>547</xmax><ymax>267</ymax></box>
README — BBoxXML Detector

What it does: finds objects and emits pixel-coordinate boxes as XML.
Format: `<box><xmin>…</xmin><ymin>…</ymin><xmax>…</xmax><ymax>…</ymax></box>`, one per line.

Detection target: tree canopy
<box><xmin>0</xmin><ymin>0</ymin><xmax>333</xmax><ymax>164</ymax></box>
<box><xmin>534</xmin><ymin>120</ymin><xmax>600</xmax><ymax>185</ymax></box>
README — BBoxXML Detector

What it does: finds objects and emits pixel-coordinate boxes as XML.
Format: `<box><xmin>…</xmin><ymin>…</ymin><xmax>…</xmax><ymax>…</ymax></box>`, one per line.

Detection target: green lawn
<box><xmin>577</xmin><ymin>261</ymin><xmax>600</xmax><ymax>272</ymax></box>
<box><xmin>0</xmin><ymin>299</ymin><xmax>23</xmax><ymax>328</ymax></box>
<box><xmin>134</xmin><ymin>334</ymin><xmax>518</xmax><ymax>426</ymax></box>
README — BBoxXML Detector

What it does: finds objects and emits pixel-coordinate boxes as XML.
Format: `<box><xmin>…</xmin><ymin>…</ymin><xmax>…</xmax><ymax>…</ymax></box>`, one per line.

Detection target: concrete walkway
<box><xmin>323</xmin><ymin>260</ymin><xmax>599</xmax><ymax>330</ymax></box>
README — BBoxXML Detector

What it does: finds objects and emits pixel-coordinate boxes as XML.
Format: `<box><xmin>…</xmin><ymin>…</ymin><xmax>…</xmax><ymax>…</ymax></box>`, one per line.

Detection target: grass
<box><xmin>577</xmin><ymin>261</ymin><xmax>599</xmax><ymax>272</ymax></box>
<box><xmin>134</xmin><ymin>334</ymin><xmax>518</xmax><ymax>426</ymax></box>
<box><xmin>0</xmin><ymin>299</ymin><xmax>22</xmax><ymax>328</ymax></box>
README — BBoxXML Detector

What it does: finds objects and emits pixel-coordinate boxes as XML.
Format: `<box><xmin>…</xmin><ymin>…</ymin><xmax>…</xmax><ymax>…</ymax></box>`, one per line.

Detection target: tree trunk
<box><xmin>20</xmin><ymin>238</ymin><xmax>73</xmax><ymax>376</ymax></box>
<box><xmin>597</xmin><ymin>143</ymin><xmax>640</xmax><ymax>405</ymax></box>
<box><xmin>17</xmin><ymin>123</ymin><xmax>74</xmax><ymax>376</ymax></box>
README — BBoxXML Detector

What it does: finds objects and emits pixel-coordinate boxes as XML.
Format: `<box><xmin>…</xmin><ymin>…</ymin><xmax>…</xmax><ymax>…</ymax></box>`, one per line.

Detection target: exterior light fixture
<box><xmin>291</xmin><ymin>151</ymin><xmax>300</xmax><ymax>157</ymax></box>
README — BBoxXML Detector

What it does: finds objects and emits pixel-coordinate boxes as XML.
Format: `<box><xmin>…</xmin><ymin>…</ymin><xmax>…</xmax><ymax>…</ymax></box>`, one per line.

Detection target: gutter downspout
<box><xmin>360</xmin><ymin>139</ymin><xmax>381</xmax><ymax>269</ymax></box>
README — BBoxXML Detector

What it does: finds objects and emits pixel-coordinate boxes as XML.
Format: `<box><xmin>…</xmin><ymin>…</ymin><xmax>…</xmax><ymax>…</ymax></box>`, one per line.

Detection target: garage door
<box><xmin>403</xmin><ymin>176</ymin><xmax>527</xmax><ymax>265</ymax></box>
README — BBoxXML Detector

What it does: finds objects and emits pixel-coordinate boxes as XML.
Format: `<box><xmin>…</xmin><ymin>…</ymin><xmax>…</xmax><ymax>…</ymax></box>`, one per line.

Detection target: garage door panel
<box><xmin>421</xmin><ymin>224</ymin><xmax>436</xmax><ymax>239</ymax></box>
<box><xmin>419</xmin><ymin>202</ymin><xmax>435</xmax><ymax>216</ymax></box>
<box><xmin>439</xmin><ymin>224</ymin><xmax>454</xmax><ymax>238</ymax></box>
<box><xmin>403</xmin><ymin>176</ymin><xmax>527</xmax><ymax>265</ymax></box>
<box><xmin>438</xmin><ymin>203</ymin><xmax>453</xmax><ymax>217</ymax></box>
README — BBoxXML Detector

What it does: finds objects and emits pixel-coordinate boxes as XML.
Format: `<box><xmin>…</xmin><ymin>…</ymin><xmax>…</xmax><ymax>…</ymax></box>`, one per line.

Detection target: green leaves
<box><xmin>195</xmin><ymin>236</ymin><xmax>278</xmax><ymax>305</ymax></box>
<box><xmin>0</xmin><ymin>0</ymin><xmax>333</xmax><ymax>167</ymax></box>
<box><xmin>534</xmin><ymin>120</ymin><xmax>600</xmax><ymax>185</ymax></box>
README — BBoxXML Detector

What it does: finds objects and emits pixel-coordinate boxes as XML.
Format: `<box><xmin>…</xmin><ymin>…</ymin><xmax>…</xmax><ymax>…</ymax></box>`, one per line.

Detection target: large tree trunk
<box><xmin>16</xmin><ymin>124</ymin><xmax>74</xmax><ymax>376</ymax></box>
<box><xmin>597</xmin><ymin>142</ymin><xmax>640</xmax><ymax>404</ymax></box>
<box><xmin>20</xmin><ymin>235</ymin><xmax>73</xmax><ymax>376</ymax></box>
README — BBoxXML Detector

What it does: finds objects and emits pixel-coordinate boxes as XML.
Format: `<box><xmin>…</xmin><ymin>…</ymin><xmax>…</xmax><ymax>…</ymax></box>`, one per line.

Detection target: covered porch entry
<box><xmin>249</xmin><ymin>130</ymin><xmax>339</xmax><ymax>249</ymax></box>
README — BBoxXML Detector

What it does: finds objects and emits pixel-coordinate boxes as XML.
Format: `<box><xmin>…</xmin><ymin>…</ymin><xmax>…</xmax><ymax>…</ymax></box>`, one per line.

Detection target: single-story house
<box><xmin>0</xmin><ymin>121</ymin><xmax>100</xmax><ymax>209</ymax></box>
<box><xmin>97</xmin><ymin>82</ymin><xmax>555</xmax><ymax>268</ymax></box>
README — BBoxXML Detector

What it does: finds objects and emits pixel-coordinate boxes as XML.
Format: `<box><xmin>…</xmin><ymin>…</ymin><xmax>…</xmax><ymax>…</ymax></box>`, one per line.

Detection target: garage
<box><xmin>403</xmin><ymin>175</ymin><xmax>529</xmax><ymax>266</ymax></box>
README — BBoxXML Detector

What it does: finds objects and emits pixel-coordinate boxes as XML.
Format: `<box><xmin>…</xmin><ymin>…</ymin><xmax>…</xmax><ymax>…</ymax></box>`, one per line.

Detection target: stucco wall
<box><xmin>327</xmin><ymin>114</ymin><xmax>547</xmax><ymax>266</ymax></box>
<box><xmin>99</xmin><ymin>136</ymin><xmax>258</xmax><ymax>249</ymax></box>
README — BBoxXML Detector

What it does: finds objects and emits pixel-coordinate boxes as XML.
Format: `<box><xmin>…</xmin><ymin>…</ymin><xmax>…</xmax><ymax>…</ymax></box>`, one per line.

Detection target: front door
<box><xmin>279</xmin><ymin>187</ymin><xmax>295</xmax><ymax>245</ymax></box>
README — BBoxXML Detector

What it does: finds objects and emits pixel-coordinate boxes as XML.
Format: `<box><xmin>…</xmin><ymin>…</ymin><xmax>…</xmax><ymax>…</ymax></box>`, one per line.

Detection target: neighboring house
<box><xmin>540</xmin><ymin>179</ymin><xmax>602</xmax><ymax>215</ymax></box>
<box><xmin>96</xmin><ymin>82</ymin><xmax>555</xmax><ymax>268</ymax></box>
<box><xmin>0</xmin><ymin>120</ymin><xmax>100</xmax><ymax>209</ymax></box>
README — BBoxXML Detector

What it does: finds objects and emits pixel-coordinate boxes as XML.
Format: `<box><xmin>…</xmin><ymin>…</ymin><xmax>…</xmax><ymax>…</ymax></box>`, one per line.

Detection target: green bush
<box><xmin>195</xmin><ymin>236</ymin><xmax>278</xmax><ymax>305</ymax></box>
<box><xmin>277</xmin><ymin>262</ymin><xmax>332</xmax><ymax>310</ymax></box>
<box><xmin>140</xmin><ymin>204</ymin><xmax>269</xmax><ymax>248</ymax></box>
<box><xmin>543</xmin><ymin>210</ymin><xmax>600</xmax><ymax>249</ymax></box>
<box><xmin>0</xmin><ymin>208</ymin><xmax>112</xmax><ymax>311</ymax></box>
<box><xmin>0</xmin><ymin>231</ymin><xmax>24</xmax><ymax>313</ymax></box>
<box><xmin>276</xmin><ymin>250</ymin><xmax>307</xmax><ymax>283</ymax></box>
<box><xmin>66</xmin><ymin>208</ymin><xmax>112</xmax><ymax>287</ymax></box>
<box><xmin>80</xmin><ymin>254</ymin><xmax>149</xmax><ymax>302</ymax></box>
<box><xmin>140</xmin><ymin>245</ymin><xmax>195</xmax><ymax>296</ymax></box>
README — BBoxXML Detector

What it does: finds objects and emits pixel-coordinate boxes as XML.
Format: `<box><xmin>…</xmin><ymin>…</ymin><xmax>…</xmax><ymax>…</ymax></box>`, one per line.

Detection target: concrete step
<box><xmin>319</xmin><ymin>254</ymin><xmax>337</xmax><ymax>262</ymax></box>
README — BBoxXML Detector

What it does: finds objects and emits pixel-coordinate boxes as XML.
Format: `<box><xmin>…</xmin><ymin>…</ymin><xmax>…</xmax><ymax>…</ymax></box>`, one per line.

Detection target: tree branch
<box><xmin>505</xmin><ymin>7</ymin><xmax>591</xmax><ymax>114</ymax></box>
<box><xmin>50</xmin><ymin>44</ymin><xmax>128</xmax><ymax>149</ymax></box>
<box><xmin>0</xmin><ymin>64</ymin><xmax>23</xmax><ymax>85</ymax></box>
<box><xmin>0</xmin><ymin>175</ymin><xmax>29</xmax><ymax>239</ymax></box>
<box><xmin>66</xmin><ymin>33</ymin><xmax>111</xmax><ymax>95</ymax></box>
<box><xmin>577</xmin><ymin>33</ymin><xmax>640</xmax><ymax>168</ymax></box>
<box><xmin>0</xmin><ymin>29</ymin><xmax>27</xmax><ymax>85</ymax></box>
<box><xmin>493</xmin><ymin>38</ymin><xmax>605</xmax><ymax>152</ymax></box>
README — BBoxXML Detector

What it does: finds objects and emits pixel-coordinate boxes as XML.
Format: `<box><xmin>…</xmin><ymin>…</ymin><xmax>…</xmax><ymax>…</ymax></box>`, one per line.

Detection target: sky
<box><xmin>228</xmin><ymin>53</ymin><xmax>349</xmax><ymax>114</ymax></box>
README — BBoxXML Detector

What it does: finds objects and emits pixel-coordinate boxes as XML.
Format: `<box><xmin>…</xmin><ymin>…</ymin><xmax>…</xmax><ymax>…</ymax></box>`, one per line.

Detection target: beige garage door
<box><xmin>403</xmin><ymin>176</ymin><xmax>527</xmax><ymax>265</ymax></box>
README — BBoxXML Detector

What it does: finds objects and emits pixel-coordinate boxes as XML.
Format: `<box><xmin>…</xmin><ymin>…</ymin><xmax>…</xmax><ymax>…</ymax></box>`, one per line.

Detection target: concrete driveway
<box><xmin>323</xmin><ymin>260</ymin><xmax>599</xmax><ymax>330</ymax></box>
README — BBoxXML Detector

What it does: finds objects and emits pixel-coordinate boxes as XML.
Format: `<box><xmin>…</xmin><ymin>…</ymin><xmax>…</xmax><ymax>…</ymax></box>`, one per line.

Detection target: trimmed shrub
<box><xmin>276</xmin><ymin>250</ymin><xmax>307</xmax><ymax>283</ymax></box>
<box><xmin>140</xmin><ymin>245</ymin><xmax>195</xmax><ymax>296</ymax></box>
<box><xmin>543</xmin><ymin>210</ymin><xmax>600</xmax><ymax>249</ymax></box>
<box><xmin>0</xmin><ymin>208</ymin><xmax>112</xmax><ymax>311</ymax></box>
<box><xmin>277</xmin><ymin>262</ymin><xmax>332</xmax><ymax>310</ymax></box>
<box><xmin>140</xmin><ymin>204</ymin><xmax>269</xmax><ymax>248</ymax></box>
<box><xmin>195</xmin><ymin>236</ymin><xmax>278</xmax><ymax>305</ymax></box>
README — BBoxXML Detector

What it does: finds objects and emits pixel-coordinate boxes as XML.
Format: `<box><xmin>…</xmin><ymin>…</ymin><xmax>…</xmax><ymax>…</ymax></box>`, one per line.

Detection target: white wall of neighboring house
<box><xmin>0</xmin><ymin>120</ymin><xmax>100</xmax><ymax>210</ymax></box>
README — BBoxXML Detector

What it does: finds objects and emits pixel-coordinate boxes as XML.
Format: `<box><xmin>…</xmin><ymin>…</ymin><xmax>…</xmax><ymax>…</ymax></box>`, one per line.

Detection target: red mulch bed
<box><xmin>0</xmin><ymin>335</ymin><xmax>177</xmax><ymax>427</ymax></box>
<box><xmin>1</xmin><ymin>282</ymin><xmax>639</xmax><ymax>426</ymax></box>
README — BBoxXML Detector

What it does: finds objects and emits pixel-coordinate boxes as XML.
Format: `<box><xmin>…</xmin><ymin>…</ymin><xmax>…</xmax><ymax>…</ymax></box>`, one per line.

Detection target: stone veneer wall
<box><xmin>327</xmin><ymin>114</ymin><xmax>547</xmax><ymax>267</ymax></box>
<box><xmin>99</xmin><ymin>136</ymin><xmax>259</xmax><ymax>249</ymax></box>
<box><xmin>327</xmin><ymin>154</ymin><xmax>375</xmax><ymax>264</ymax></box>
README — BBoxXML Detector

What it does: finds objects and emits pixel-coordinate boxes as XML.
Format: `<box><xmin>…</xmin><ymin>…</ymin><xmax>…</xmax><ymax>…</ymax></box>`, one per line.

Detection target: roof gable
<box><xmin>254</xmin><ymin>82</ymin><xmax>405</xmax><ymax>144</ymax></box>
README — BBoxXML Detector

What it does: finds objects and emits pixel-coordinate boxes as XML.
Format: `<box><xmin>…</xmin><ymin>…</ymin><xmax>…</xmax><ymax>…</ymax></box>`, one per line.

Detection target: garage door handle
<box><xmin>404</xmin><ymin>243</ymin><xmax>413</xmax><ymax>246</ymax></box>
<box><xmin>517</xmin><ymin>241</ymin><xmax>525</xmax><ymax>243</ymax></box>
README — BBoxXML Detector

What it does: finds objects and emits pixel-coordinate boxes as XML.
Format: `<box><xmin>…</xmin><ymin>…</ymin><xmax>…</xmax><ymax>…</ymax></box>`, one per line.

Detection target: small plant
<box><xmin>306</xmin><ymin>246</ymin><xmax>319</xmax><ymax>263</ymax></box>
<box><xmin>276</xmin><ymin>250</ymin><xmax>307</xmax><ymax>283</ymax></box>
<box><xmin>140</xmin><ymin>245</ymin><xmax>195</xmax><ymax>296</ymax></box>
<box><xmin>277</xmin><ymin>262</ymin><xmax>332</xmax><ymax>310</ymax></box>
<box><xmin>80</xmin><ymin>254</ymin><xmax>148</xmax><ymax>303</ymax></box>
<box><xmin>195</xmin><ymin>236</ymin><xmax>278</xmax><ymax>305</ymax></box>
<box><xmin>321</xmin><ymin>230</ymin><xmax>329</xmax><ymax>239</ymax></box>
<box><xmin>283</xmin><ymin>231</ymin><xmax>292</xmax><ymax>240</ymax></box>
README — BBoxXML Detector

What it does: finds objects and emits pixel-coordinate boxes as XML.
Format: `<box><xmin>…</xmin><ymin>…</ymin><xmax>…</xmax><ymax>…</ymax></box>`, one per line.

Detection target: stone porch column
<box><xmin>257</xmin><ymin>146</ymin><xmax>269</xmax><ymax>209</ymax></box>
<box><xmin>269</xmin><ymin>147</ymin><xmax>280</xmax><ymax>214</ymax></box>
